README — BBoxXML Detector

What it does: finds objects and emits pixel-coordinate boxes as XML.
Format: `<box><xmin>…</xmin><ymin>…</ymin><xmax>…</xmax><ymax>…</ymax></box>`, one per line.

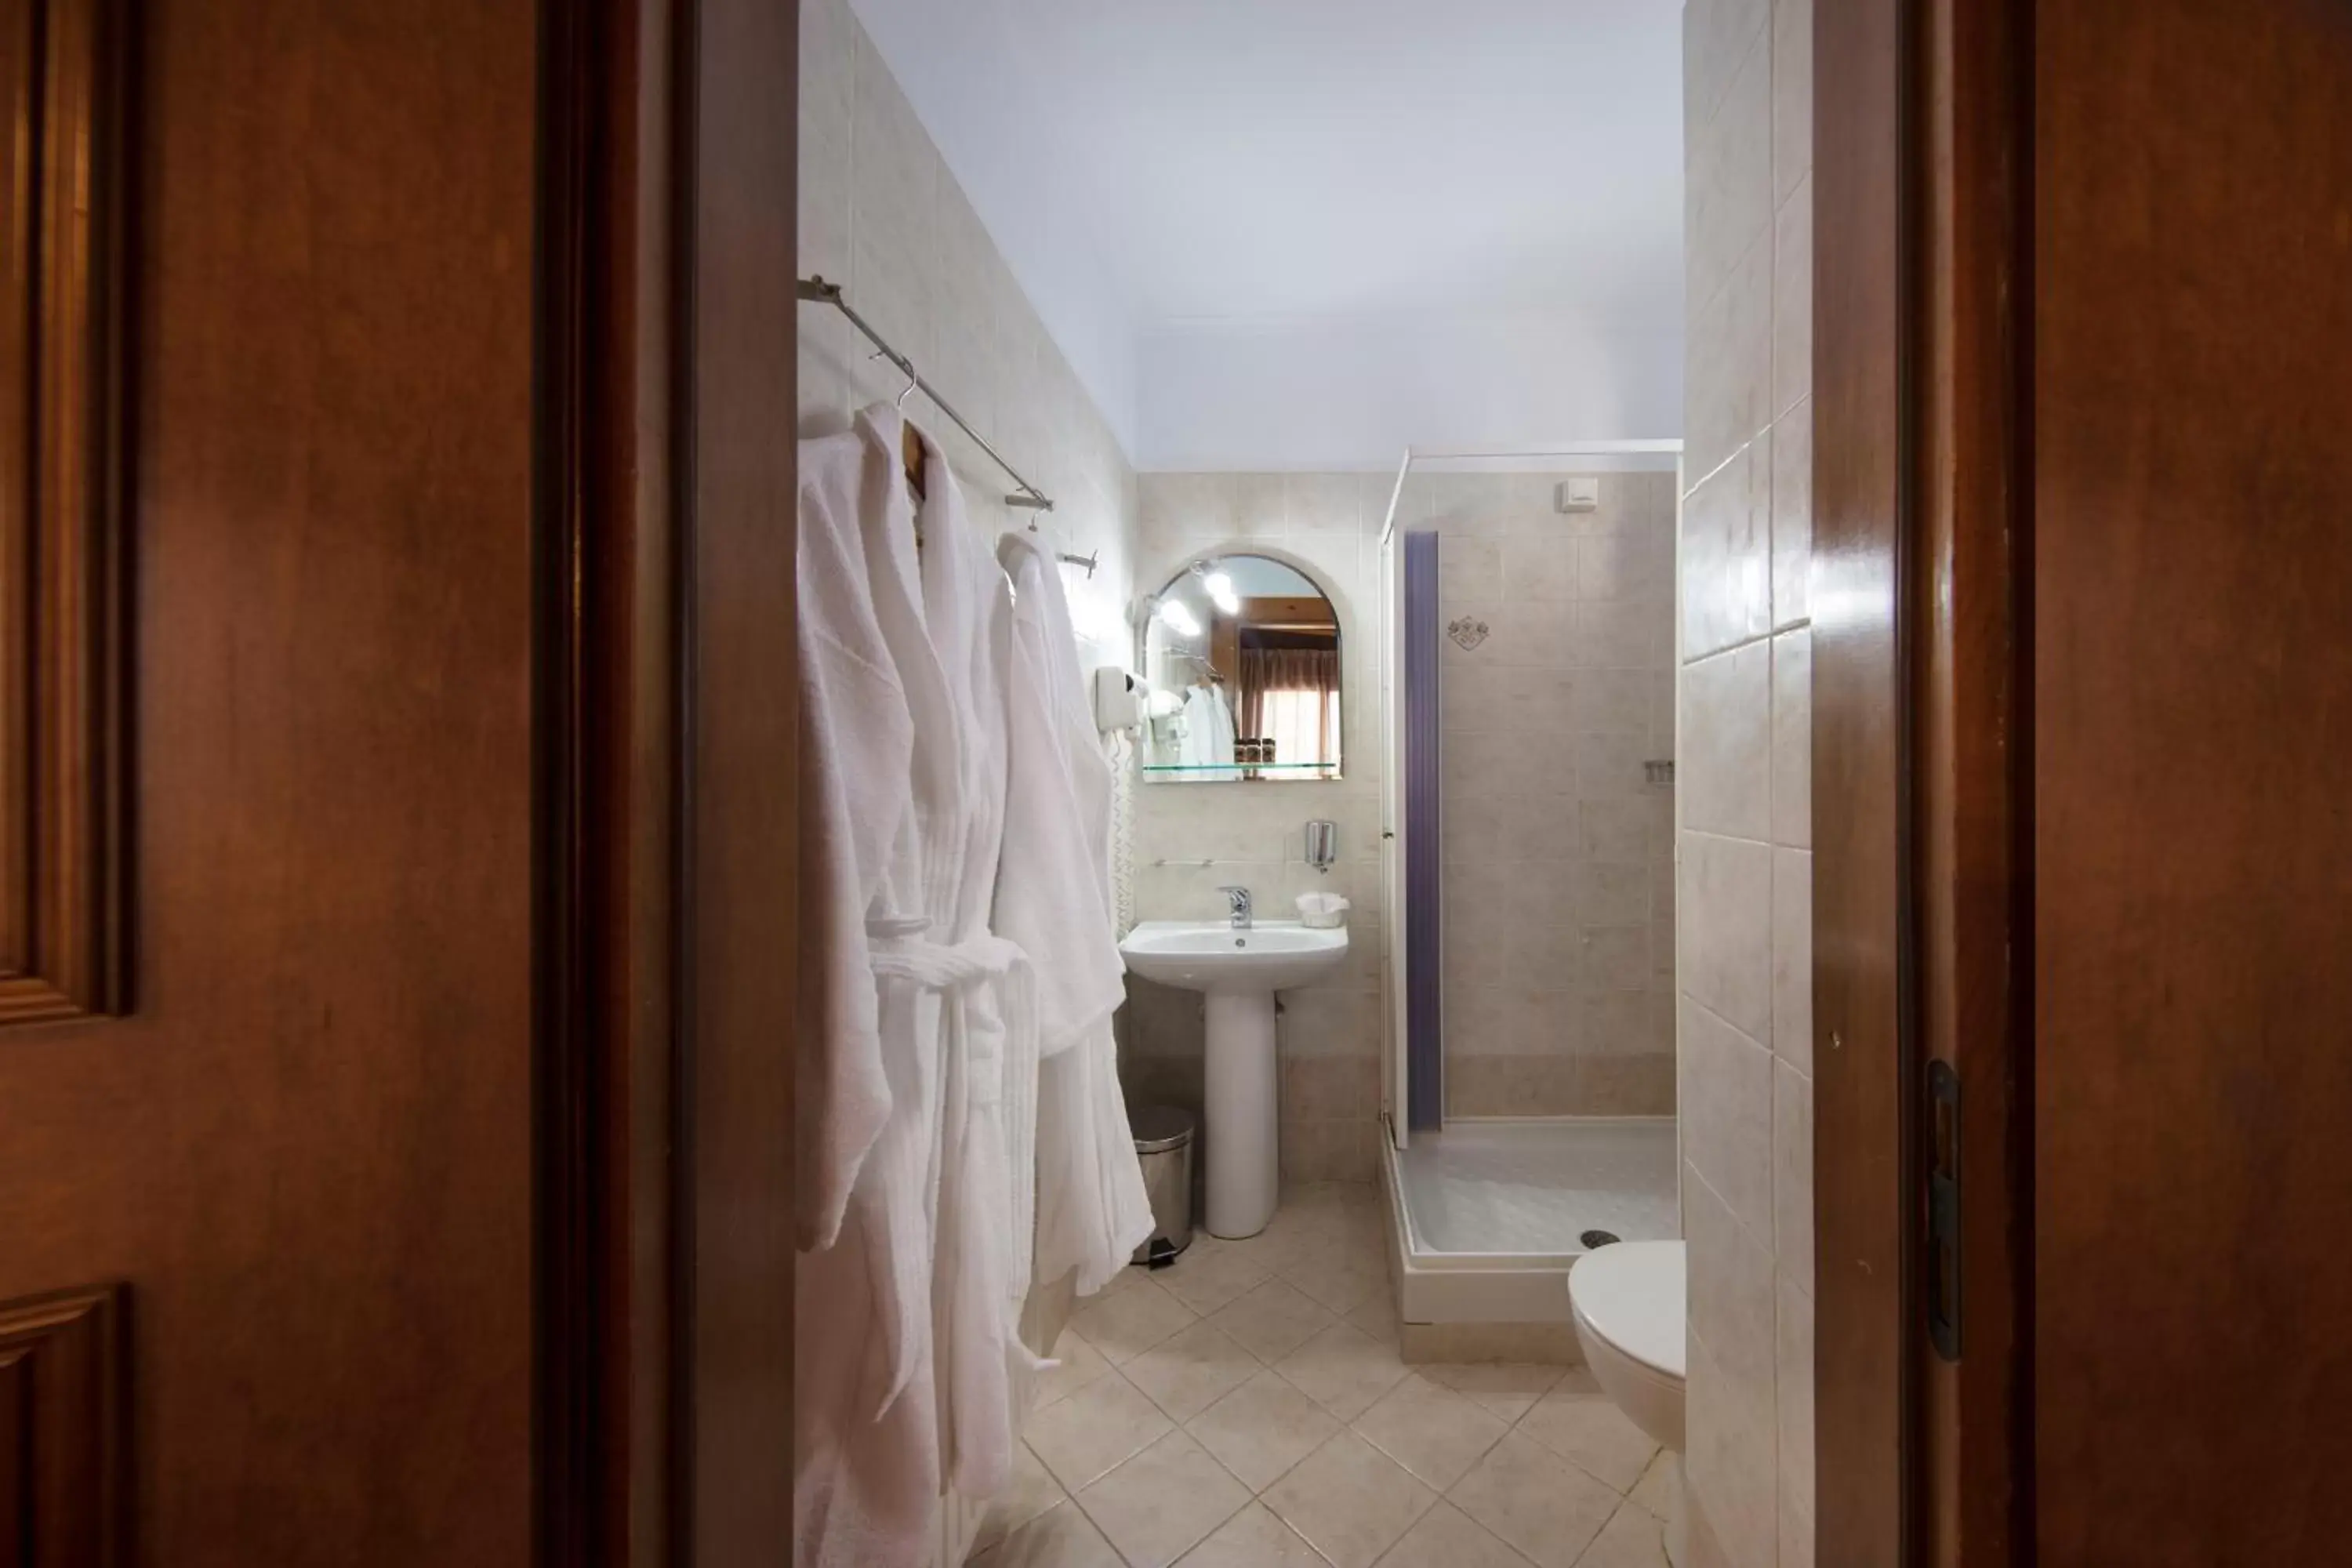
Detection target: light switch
<box><xmin>1556</xmin><ymin>477</ymin><xmax>1600</xmax><ymax>513</ymax></box>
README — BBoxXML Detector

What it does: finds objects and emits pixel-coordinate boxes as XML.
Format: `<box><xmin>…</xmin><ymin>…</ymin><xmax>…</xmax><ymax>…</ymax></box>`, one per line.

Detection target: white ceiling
<box><xmin>851</xmin><ymin>0</ymin><xmax>1686</xmax><ymax>468</ymax></box>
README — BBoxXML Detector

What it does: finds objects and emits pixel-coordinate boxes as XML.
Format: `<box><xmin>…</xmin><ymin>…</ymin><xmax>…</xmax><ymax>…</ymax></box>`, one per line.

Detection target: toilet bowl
<box><xmin>1569</xmin><ymin>1240</ymin><xmax>1687</xmax><ymax>1565</ymax></box>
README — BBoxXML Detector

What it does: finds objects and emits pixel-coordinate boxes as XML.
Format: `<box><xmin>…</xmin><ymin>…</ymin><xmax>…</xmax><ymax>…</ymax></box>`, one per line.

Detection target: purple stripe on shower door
<box><xmin>1404</xmin><ymin>531</ymin><xmax>1443</xmax><ymax>1132</ymax></box>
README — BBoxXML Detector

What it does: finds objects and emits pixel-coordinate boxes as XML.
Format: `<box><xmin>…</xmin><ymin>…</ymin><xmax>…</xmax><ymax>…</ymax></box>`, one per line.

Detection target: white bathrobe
<box><xmin>794</xmin><ymin>408</ymin><xmax>1037</xmax><ymax>1565</ymax></box>
<box><xmin>998</xmin><ymin>535</ymin><xmax>1156</xmax><ymax>1294</ymax></box>
<box><xmin>1179</xmin><ymin>681</ymin><xmax>1240</xmax><ymax>778</ymax></box>
<box><xmin>907</xmin><ymin>416</ymin><xmax>1044</xmax><ymax>1502</ymax></box>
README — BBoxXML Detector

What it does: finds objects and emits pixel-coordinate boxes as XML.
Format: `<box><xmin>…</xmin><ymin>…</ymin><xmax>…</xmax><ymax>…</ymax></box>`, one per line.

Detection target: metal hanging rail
<box><xmin>797</xmin><ymin>274</ymin><xmax>1054</xmax><ymax>514</ymax></box>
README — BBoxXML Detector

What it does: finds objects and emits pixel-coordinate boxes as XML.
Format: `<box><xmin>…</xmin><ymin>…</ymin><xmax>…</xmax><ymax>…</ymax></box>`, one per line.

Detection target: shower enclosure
<box><xmin>1374</xmin><ymin>442</ymin><xmax>1685</xmax><ymax>1342</ymax></box>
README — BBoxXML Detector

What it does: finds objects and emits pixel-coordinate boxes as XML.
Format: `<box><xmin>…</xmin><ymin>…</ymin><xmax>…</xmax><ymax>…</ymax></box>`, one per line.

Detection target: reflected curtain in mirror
<box><xmin>1235</xmin><ymin>645</ymin><xmax>1340</xmax><ymax>771</ymax></box>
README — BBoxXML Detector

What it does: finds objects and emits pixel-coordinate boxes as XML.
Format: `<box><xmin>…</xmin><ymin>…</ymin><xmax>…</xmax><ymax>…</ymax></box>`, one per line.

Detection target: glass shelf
<box><xmin>1139</xmin><ymin>762</ymin><xmax>1341</xmax><ymax>775</ymax></box>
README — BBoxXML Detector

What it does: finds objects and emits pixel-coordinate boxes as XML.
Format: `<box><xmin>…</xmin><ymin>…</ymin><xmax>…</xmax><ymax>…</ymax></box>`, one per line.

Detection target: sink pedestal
<box><xmin>1116</xmin><ymin>920</ymin><xmax>1349</xmax><ymax>1243</ymax></box>
<box><xmin>1203</xmin><ymin>991</ymin><xmax>1280</xmax><ymax>1237</ymax></box>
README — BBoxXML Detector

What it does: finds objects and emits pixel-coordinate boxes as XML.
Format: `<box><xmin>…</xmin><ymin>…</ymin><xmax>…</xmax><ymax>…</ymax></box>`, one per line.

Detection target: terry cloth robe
<box><xmin>793</xmin><ymin>407</ymin><xmax>1036</xmax><ymax>1564</ymax></box>
<box><xmin>1207</xmin><ymin>684</ymin><xmax>1237</xmax><ymax>770</ymax></box>
<box><xmin>997</xmin><ymin>534</ymin><xmax>1156</xmax><ymax>1297</ymax></box>
<box><xmin>791</xmin><ymin>408</ymin><xmax>935</xmax><ymax>1566</ymax></box>
<box><xmin>1178</xmin><ymin>682</ymin><xmax>1239</xmax><ymax>779</ymax></box>
<box><xmin>905</xmin><ymin>413</ymin><xmax>1041</xmax><ymax>1502</ymax></box>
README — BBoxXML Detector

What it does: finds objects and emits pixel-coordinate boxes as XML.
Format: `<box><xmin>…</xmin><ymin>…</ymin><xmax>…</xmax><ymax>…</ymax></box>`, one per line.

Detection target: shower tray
<box><xmin>1379</xmin><ymin>1116</ymin><xmax>1679</xmax><ymax>1326</ymax></box>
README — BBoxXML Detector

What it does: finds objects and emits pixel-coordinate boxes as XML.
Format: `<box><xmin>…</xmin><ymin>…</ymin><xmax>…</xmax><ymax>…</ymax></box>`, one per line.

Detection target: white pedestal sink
<box><xmin>1117</xmin><ymin>920</ymin><xmax>1350</xmax><ymax>1238</ymax></box>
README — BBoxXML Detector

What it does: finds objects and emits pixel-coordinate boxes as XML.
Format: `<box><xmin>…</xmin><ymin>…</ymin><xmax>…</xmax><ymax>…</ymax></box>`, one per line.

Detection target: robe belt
<box><xmin>868</xmin><ymin>927</ymin><xmax>1031</xmax><ymax>1001</ymax></box>
<box><xmin>863</xmin><ymin>921</ymin><xmax>1041</xmax><ymax>1417</ymax></box>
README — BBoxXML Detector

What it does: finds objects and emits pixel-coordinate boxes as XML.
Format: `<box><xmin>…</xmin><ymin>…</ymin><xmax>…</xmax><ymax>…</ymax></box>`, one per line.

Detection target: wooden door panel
<box><xmin>0</xmin><ymin>0</ymin><xmax>542</xmax><ymax>1561</ymax></box>
<box><xmin>0</xmin><ymin>1286</ymin><xmax>125</xmax><ymax>1566</ymax></box>
<box><xmin>0</xmin><ymin>0</ymin><xmax>129</xmax><ymax>1025</ymax></box>
<box><xmin>2034</xmin><ymin>1</ymin><xmax>2352</xmax><ymax>1561</ymax></box>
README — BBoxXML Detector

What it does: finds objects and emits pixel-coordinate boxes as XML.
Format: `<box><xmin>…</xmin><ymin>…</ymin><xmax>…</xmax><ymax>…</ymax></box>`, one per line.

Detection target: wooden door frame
<box><xmin>537</xmin><ymin>0</ymin><xmax>679</xmax><ymax>1559</ymax></box>
<box><xmin>1912</xmin><ymin>2</ymin><xmax>2031</xmax><ymax>1563</ymax></box>
<box><xmin>1811</xmin><ymin>0</ymin><xmax>1914</xmax><ymax>1550</ymax></box>
<box><xmin>535</xmin><ymin>0</ymin><xmax>799</xmax><ymax>1561</ymax></box>
<box><xmin>1813</xmin><ymin>0</ymin><xmax>2032</xmax><ymax>1563</ymax></box>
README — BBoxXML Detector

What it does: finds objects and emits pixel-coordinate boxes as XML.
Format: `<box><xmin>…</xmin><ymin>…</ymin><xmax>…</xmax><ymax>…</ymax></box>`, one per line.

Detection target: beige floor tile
<box><xmin>1209</xmin><ymin>1236</ymin><xmax>1311</xmax><ymax>1282</ymax></box>
<box><xmin>1286</xmin><ymin>1181</ymin><xmax>1379</xmax><ymax>1215</ymax></box>
<box><xmin>1075</xmin><ymin>1429</ymin><xmax>1252</xmax><ymax>1568</ymax></box>
<box><xmin>1352</xmin><ymin>1373</ymin><xmax>1510</xmax><ymax>1490</ymax></box>
<box><xmin>1125</xmin><ymin>1321</ymin><xmax>1263</xmax><ymax>1423</ymax></box>
<box><xmin>1320</xmin><ymin>1205</ymin><xmax>1389</xmax><ymax>1258</ymax></box>
<box><xmin>1272</xmin><ymin>1183</ymin><xmax>1372</xmax><ymax>1236</ymax></box>
<box><xmin>1175</xmin><ymin>1501</ymin><xmax>1327</xmax><ymax>1568</ymax></box>
<box><xmin>1397</xmin><ymin>1320</ymin><xmax>1580</xmax><ymax>1364</ymax></box>
<box><xmin>1418</xmin><ymin>1363</ymin><xmax>1566</xmax><ymax>1424</ymax></box>
<box><xmin>1215</xmin><ymin>1208</ymin><xmax>1338</xmax><ymax>1276</ymax></box>
<box><xmin>1072</xmin><ymin>1276</ymin><xmax>1200</xmax><ymax>1364</ymax></box>
<box><xmin>970</xmin><ymin>1499</ymin><xmax>1124</xmax><ymax>1568</ymax></box>
<box><xmin>1261</xmin><ymin>1430</ymin><xmax>1439</xmax><ymax>1568</ymax></box>
<box><xmin>1347</xmin><ymin>1294</ymin><xmax>1399</xmax><ymax>1345</ymax></box>
<box><xmin>1273</xmin><ymin>1321</ymin><xmax>1410</xmax><ymax>1422</ymax></box>
<box><xmin>1185</xmin><ymin>1369</ymin><xmax>1341</xmax><ymax>1492</ymax></box>
<box><xmin>1206</xmin><ymin>1279</ymin><xmax>1336</xmax><ymax>1365</ymax></box>
<box><xmin>1158</xmin><ymin>1242</ymin><xmax>1275</xmax><ymax>1316</ymax></box>
<box><xmin>1446</xmin><ymin>1432</ymin><xmax>1621</xmax><ymax>1568</ymax></box>
<box><xmin>1513</xmin><ymin>1370</ymin><xmax>1660</xmax><ymax>1494</ymax></box>
<box><xmin>1627</xmin><ymin>1451</ymin><xmax>1677</xmax><ymax>1521</ymax></box>
<box><xmin>1370</xmin><ymin>1500</ymin><xmax>1537</xmax><ymax>1568</ymax></box>
<box><xmin>1093</xmin><ymin>1261</ymin><xmax>1154</xmax><ymax>1297</ymax></box>
<box><xmin>970</xmin><ymin>1443</ymin><xmax>1069</xmax><ymax>1558</ymax></box>
<box><xmin>1272</xmin><ymin>1182</ymin><xmax>1348</xmax><ymax>1218</ymax></box>
<box><xmin>1279</xmin><ymin>1233</ymin><xmax>1388</xmax><ymax>1316</ymax></box>
<box><xmin>1036</xmin><ymin>1328</ymin><xmax>1115</xmax><ymax>1410</ymax></box>
<box><xmin>1572</xmin><ymin>1501</ymin><xmax>1669</xmax><ymax>1568</ymax></box>
<box><xmin>1025</xmin><ymin>1372</ymin><xmax>1174</xmax><ymax>1492</ymax></box>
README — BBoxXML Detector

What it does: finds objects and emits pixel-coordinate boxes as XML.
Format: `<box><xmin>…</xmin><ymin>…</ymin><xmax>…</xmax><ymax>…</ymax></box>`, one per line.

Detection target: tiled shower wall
<box><xmin>1122</xmin><ymin>473</ymin><xmax>1392</xmax><ymax>1183</ymax></box>
<box><xmin>797</xmin><ymin>0</ymin><xmax>1138</xmax><ymax>672</ymax></box>
<box><xmin>1678</xmin><ymin>0</ymin><xmax>1815</xmax><ymax>1563</ymax></box>
<box><xmin>1406</xmin><ymin>470</ymin><xmax>1680</xmax><ymax>1119</ymax></box>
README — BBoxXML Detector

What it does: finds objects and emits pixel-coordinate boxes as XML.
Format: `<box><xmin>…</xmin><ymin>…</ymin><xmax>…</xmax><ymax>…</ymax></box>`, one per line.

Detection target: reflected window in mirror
<box><xmin>1138</xmin><ymin>554</ymin><xmax>1341</xmax><ymax>782</ymax></box>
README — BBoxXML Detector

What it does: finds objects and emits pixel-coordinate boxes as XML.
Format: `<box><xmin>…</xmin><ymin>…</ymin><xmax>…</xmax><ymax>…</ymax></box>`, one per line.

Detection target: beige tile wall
<box><xmin>798</xmin><ymin>0</ymin><xmax>1138</xmax><ymax>674</ymax></box>
<box><xmin>1126</xmin><ymin>468</ymin><xmax>1682</xmax><ymax>1179</ymax></box>
<box><xmin>1403</xmin><ymin>471</ymin><xmax>1681</xmax><ymax>1119</ymax></box>
<box><xmin>1124</xmin><ymin>474</ymin><xmax>1393</xmax><ymax>1183</ymax></box>
<box><xmin>803</xmin><ymin>0</ymin><xmax>1174</xmax><ymax>1237</ymax></box>
<box><xmin>1679</xmin><ymin>0</ymin><xmax>1813</xmax><ymax>1563</ymax></box>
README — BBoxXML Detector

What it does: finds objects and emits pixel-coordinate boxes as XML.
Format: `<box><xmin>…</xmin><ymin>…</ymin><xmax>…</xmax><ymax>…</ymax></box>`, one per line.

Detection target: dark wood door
<box><xmin>2</xmin><ymin>0</ymin><xmax>543</xmax><ymax>1559</ymax></box>
<box><xmin>2031</xmin><ymin>2</ymin><xmax>2352</xmax><ymax>1561</ymax></box>
<box><xmin>1816</xmin><ymin>1</ymin><xmax>2352</xmax><ymax>1563</ymax></box>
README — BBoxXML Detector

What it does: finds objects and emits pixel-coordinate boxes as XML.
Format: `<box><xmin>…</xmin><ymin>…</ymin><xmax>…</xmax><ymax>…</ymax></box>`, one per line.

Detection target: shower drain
<box><xmin>1580</xmin><ymin>1229</ymin><xmax>1622</xmax><ymax>1250</ymax></box>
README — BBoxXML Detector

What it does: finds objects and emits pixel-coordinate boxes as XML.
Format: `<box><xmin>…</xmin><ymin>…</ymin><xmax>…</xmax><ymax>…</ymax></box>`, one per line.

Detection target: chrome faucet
<box><xmin>1217</xmin><ymin>885</ymin><xmax>1254</xmax><ymax>929</ymax></box>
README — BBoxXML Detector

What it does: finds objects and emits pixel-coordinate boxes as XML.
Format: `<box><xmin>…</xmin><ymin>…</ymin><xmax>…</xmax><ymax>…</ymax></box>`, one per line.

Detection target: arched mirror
<box><xmin>1138</xmin><ymin>553</ymin><xmax>1341</xmax><ymax>782</ymax></box>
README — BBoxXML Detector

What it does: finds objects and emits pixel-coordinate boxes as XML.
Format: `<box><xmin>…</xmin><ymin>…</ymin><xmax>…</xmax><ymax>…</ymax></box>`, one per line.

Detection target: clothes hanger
<box><xmin>865</xmin><ymin>347</ymin><xmax>927</xmax><ymax>503</ymax></box>
<box><xmin>894</xmin><ymin>360</ymin><xmax>925</xmax><ymax>503</ymax></box>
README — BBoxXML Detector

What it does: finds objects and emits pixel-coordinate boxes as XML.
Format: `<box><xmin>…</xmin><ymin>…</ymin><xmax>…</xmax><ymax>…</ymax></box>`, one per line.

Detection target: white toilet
<box><xmin>1569</xmin><ymin>1240</ymin><xmax>1688</xmax><ymax>1566</ymax></box>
